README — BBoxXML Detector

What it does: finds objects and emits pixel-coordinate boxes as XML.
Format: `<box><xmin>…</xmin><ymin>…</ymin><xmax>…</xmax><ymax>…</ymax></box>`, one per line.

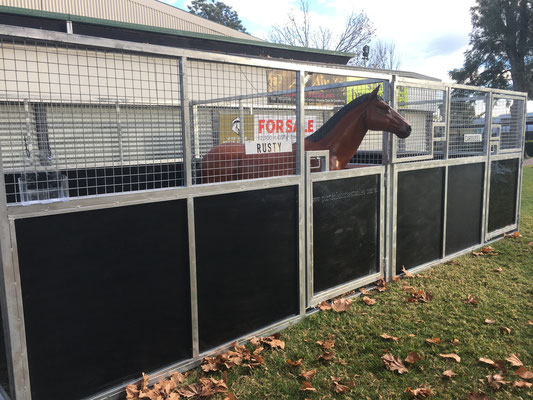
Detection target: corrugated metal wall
<box><xmin>0</xmin><ymin>0</ymin><xmax>260</xmax><ymax>40</ymax></box>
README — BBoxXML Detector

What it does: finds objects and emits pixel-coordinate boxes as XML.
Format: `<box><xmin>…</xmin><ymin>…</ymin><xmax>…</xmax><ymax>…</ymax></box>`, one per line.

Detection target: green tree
<box><xmin>188</xmin><ymin>0</ymin><xmax>247</xmax><ymax>33</ymax></box>
<box><xmin>449</xmin><ymin>0</ymin><xmax>532</xmax><ymax>97</ymax></box>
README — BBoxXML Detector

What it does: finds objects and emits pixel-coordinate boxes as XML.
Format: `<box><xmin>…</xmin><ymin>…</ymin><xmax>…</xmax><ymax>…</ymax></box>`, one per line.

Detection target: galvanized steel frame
<box><xmin>0</xmin><ymin>25</ymin><xmax>528</xmax><ymax>400</ymax></box>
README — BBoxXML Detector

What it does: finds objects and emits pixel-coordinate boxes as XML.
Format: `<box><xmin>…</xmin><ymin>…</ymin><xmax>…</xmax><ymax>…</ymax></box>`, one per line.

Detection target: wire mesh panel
<box><xmin>0</xmin><ymin>39</ymin><xmax>183</xmax><ymax>204</ymax></box>
<box><xmin>449</xmin><ymin>89</ymin><xmax>487</xmax><ymax>158</ymax></box>
<box><xmin>304</xmin><ymin>78</ymin><xmax>386</xmax><ymax>166</ymax></box>
<box><xmin>188</xmin><ymin>61</ymin><xmax>298</xmax><ymax>183</ymax></box>
<box><xmin>395</xmin><ymin>86</ymin><xmax>445</xmax><ymax>161</ymax></box>
<box><xmin>491</xmin><ymin>97</ymin><xmax>524</xmax><ymax>152</ymax></box>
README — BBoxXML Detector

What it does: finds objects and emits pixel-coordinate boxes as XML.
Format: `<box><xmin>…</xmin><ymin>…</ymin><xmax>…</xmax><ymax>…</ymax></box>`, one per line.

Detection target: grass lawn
<box><xmin>134</xmin><ymin>166</ymin><xmax>533</xmax><ymax>400</ymax></box>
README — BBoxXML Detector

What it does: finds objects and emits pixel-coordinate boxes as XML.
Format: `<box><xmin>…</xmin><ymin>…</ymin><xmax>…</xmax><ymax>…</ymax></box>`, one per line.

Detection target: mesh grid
<box><xmin>395</xmin><ymin>86</ymin><xmax>445</xmax><ymax>160</ymax></box>
<box><xmin>492</xmin><ymin>97</ymin><xmax>524</xmax><ymax>152</ymax></box>
<box><xmin>449</xmin><ymin>89</ymin><xmax>486</xmax><ymax>158</ymax></box>
<box><xmin>303</xmin><ymin>78</ymin><xmax>385</xmax><ymax>166</ymax></box>
<box><xmin>188</xmin><ymin>61</ymin><xmax>297</xmax><ymax>183</ymax></box>
<box><xmin>0</xmin><ymin>39</ymin><xmax>183</xmax><ymax>204</ymax></box>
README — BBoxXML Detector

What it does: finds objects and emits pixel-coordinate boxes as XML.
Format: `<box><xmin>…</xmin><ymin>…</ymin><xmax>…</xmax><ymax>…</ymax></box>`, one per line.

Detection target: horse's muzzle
<box><xmin>396</xmin><ymin>125</ymin><xmax>411</xmax><ymax>139</ymax></box>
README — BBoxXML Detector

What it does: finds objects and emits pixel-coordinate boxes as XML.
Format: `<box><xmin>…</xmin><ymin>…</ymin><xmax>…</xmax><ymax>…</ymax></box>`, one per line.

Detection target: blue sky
<box><xmin>162</xmin><ymin>0</ymin><xmax>476</xmax><ymax>82</ymax></box>
<box><xmin>162</xmin><ymin>0</ymin><xmax>532</xmax><ymax>112</ymax></box>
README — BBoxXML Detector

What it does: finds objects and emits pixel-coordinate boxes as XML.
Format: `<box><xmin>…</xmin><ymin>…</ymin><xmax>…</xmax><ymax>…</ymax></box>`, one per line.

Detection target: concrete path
<box><xmin>525</xmin><ymin>157</ymin><xmax>533</xmax><ymax>166</ymax></box>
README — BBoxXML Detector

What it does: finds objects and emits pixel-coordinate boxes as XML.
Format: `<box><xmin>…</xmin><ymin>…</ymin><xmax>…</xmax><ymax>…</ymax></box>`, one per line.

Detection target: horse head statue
<box><xmin>364</xmin><ymin>86</ymin><xmax>411</xmax><ymax>139</ymax></box>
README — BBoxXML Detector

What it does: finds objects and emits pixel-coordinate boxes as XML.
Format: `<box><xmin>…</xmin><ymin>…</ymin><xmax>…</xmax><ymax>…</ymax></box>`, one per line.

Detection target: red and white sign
<box><xmin>245</xmin><ymin>115</ymin><xmax>316</xmax><ymax>155</ymax></box>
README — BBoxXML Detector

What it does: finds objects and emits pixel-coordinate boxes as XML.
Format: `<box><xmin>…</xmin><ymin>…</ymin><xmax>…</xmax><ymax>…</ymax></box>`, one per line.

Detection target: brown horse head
<box><xmin>365</xmin><ymin>86</ymin><xmax>411</xmax><ymax>139</ymax></box>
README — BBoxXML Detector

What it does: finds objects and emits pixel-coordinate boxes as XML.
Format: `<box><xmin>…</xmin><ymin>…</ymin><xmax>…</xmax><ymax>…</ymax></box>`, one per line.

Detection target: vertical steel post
<box><xmin>179</xmin><ymin>57</ymin><xmax>199</xmax><ymax>357</ymax></box>
<box><xmin>385</xmin><ymin>77</ymin><xmax>398</xmax><ymax>280</ymax></box>
<box><xmin>238</xmin><ymin>100</ymin><xmax>245</xmax><ymax>144</ymax></box>
<box><xmin>481</xmin><ymin>92</ymin><xmax>494</xmax><ymax>243</ymax></box>
<box><xmin>179</xmin><ymin>57</ymin><xmax>192</xmax><ymax>188</ymax></box>
<box><xmin>515</xmin><ymin>96</ymin><xmax>527</xmax><ymax>233</ymax></box>
<box><xmin>296</xmin><ymin>70</ymin><xmax>307</xmax><ymax>312</ymax></box>
<box><xmin>0</xmin><ymin>144</ymin><xmax>31</xmax><ymax>399</ymax></box>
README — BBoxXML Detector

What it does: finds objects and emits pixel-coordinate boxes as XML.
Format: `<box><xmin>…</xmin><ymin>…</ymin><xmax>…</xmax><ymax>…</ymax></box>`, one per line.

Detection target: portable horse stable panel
<box><xmin>0</xmin><ymin>16</ymin><xmax>528</xmax><ymax>400</ymax></box>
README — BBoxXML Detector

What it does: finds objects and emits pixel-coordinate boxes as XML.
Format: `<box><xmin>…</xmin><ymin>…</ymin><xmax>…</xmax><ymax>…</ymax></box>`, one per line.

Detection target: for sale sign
<box><xmin>244</xmin><ymin>115</ymin><xmax>316</xmax><ymax>155</ymax></box>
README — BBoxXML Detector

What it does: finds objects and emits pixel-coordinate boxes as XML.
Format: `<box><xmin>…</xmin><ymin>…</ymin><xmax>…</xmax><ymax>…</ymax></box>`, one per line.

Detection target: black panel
<box><xmin>446</xmin><ymin>163</ymin><xmax>484</xmax><ymax>255</ymax></box>
<box><xmin>488</xmin><ymin>158</ymin><xmax>519</xmax><ymax>232</ymax></box>
<box><xmin>396</xmin><ymin>168</ymin><xmax>445</xmax><ymax>273</ymax></box>
<box><xmin>195</xmin><ymin>187</ymin><xmax>299</xmax><ymax>352</ymax></box>
<box><xmin>313</xmin><ymin>175</ymin><xmax>380</xmax><ymax>293</ymax></box>
<box><xmin>16</xmin><ymin>201</ymin><xmax>191</xmax><ymax>400</ymax></box>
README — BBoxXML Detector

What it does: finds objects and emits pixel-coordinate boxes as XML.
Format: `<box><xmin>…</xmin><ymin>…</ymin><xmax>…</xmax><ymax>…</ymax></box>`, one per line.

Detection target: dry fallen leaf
<box><xmin>451</xmin><ymin>338</ymin><xmax>460</xmax><ymax>346</ymax></box>
<box><xmin>316</xmin><ymin>338</ymin><xmax>335</xmax><ymax>349</ymax></box>
<box><xmin>318</xmin><ymin>301</ymin><xmax>331</xmax><ymax>311</ymax></box>
<box><xmin>331</xmin><ymin>297</ymin><xmax>354</xmax><ymax>312</ymax></box>
<box><xmin>224</xmin><ymin>393</ymin><xmax>237</xmax><ymax>400</ymax></box>
<box><xmin>404</xmin><ymin>386</ymin><xmax>433</xmax><ymax>398</ymax></box>
<box><xmin>382</xmin><ymin>353</ymin><xmax>409</xmax><ymax>374</ymax></box>
<box><xmin>484</xmin><ymin>318</ymin><xmax>495</xmax><ymax>324</ymax></box>
<box><xmin>479</xmin><ymin>357</ymin><xmax>495</xmax><ymax>366</ymax></box>
<box><xmin>486</xmin><ymin>374</ymin><xmax>510</xmax><ymax>390</ymax></box>
<box><xmin>528</xmin><ymin>320</ymin><xmax>533</xmax><ymax>325</ymax></box>
<box><xmin>318</xmin><ymin>351</ymin><xmax>336</xmax><ymax>362</ymax></box>
<box><xmin>402</xmin><ymin>265</ymin><xmax>414</xmax><ymax>278</ymax></box>
<box><xmin>439</xmin><ymin>353</ymin><xmax>461</xmax><ymax>363</ymax></box>
<box><xmin>362</xmin><ymin>296</ymin><xmax>376</xmax><ymax>305</ymax></box>
<box><xmin>287</xmin><ymin>359</ymin><xmax>302</xmax><ymax>367</ymax></box>
<box><xmin>300</xmin><ymin>381</ymin><xmax>316</xmax><ymax>392</ymax></box>
<box><xmin>405</xmin><ymin>351</ymin><xmax>422</xmax><ymax>364</ymax></box>
<box><xmin>376</xmin><ymin>279</ymin><xmax>388</xmax><ymax>292</ymax></box>
<box><xmin>482</xmin><ymin>246</ymin><xmax>495</xmax><ymax>253</ymax></box>
<box><xmin>425</xmin><ymin>337</ymin><xmax>441</xmax><ymax>345</ymax></box>
<box><xmin>499</xmin><ymin>326</ymin><xmax>511</xmax><ymax>334</ymax></box>
<box><xmin>528</xmin><ymin>241</ymin><xmax>533</xmax><ymax>246</ymax></box>
<box><xmin>359</xmin><ymin>287</ymin><xmax>369</xmax><ymax>295</ymax></box>
<box><xmin>330</xmin><ymin>376</ymin><xmax>351</xmax><ymax>393</ymax></box>
<box><xmin>408</xmin><ymin>290</ymin><xmax>433</xmax><ymax>303</ymax></box>
<box><xmin>505</xmin><ymin>354</ymin><xmax>523</xmax><ymax>367</ymax></box>
<box><xmin>513</xmin><ymin>380</ymin><xmax>533</xmax><ymax>388</ymax></box>
<box><xmin>381</xmin><ymin>333</ymin><xmax>400</xmax><ymax>342</ymax></box>
<box><xmin>515</xmin><ymin>366</ymin><xmax>533</xmax><ymax>380</ymax></box>
<box><xmin>299</xmin><ymin>369</ymin><xmax>317</xmax><ymax>381</ymax></box>
<box><xmin>472</xmin><ymin>251</ymin><xmax>484</xmax><ymax>257</ymax></box>
<box><xmin>393</xmin><ymin>275</ymin><xmax>402</xmax><ymax>281</ymax></box>
<box><xmin>261</xmin><ymin>334</ymin><xmax>285</xmax><ymax>349</ymax></box>
<box><xmin>504</xmin><ymin>231</ymin><xmax>522</xmax><ymax>238</ymax></box>
<box><xmin>126</xmin><ymin>384</ymin><xmax>140</xmax><ymax>400</ymax></box>
<box><xmin>493</xmin><ymin>267</ymin><xmax>503</xmax><ymax>273</ymax></box>
<box><xmin>442</xmin><ymin>370</ymin><xmax>457</xmax><ymax>378</ymax></box>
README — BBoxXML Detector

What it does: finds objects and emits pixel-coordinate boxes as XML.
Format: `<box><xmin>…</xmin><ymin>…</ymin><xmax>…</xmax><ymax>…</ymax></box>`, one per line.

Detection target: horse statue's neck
<box><xmin>304</xmin><ymin>95</ymin><xmax>371</xmax><ymax>170</ymax></box>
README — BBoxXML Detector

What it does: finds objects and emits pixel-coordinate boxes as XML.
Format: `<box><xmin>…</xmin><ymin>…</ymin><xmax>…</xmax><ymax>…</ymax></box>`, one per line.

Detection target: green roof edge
<box><xmin>0</xmin><ymin>5</ymin><xmax>355</xmax><ymax>58</ymax></box>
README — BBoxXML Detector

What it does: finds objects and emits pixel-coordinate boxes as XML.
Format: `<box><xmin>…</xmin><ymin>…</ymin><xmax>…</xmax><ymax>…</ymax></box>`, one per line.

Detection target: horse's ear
<box><xmin>370</xmin><ymin>86</ymin><xmax>380</xmax><ymax>100</ymax></box>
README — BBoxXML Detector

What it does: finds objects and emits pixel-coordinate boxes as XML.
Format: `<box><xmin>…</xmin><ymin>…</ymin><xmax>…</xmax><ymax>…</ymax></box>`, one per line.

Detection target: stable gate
<box><xmin>0</xmin><ymin>19</ymin><xmax>527</xmax><ymax>400</ymax></box>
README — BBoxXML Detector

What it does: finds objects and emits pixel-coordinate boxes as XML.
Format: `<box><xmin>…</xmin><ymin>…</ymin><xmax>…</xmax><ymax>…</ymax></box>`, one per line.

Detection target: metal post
<box><xmin>515</xmin><ymin>96</ymin><xmax>527</xmax><ymax>233</ymax></box>
<box><xmin>0</xmin><ymin>144</ymin><xmax>31</xmax><ymax>399</ymax></box>
<box><xmin>296</xmin><ymin>70</ymin><xmax>307</xmax><ymax>312</ymax></box>
<box><xmin>238</xmin><ymin>100</ymin><xmax>244</xmax><ymax>144</ymax></box>
<box><xmin>443</xmin><ymin>86</ymin><xmax>451</xmax><ymax>160</ymax></box>
<box><xmin>481</xmin><ymin>92</ymin><xmax>494</xmax><ymax>243</ymax></box>
<box><xmin>385</xmin><ymin>77</ymin><xmax>397</xmax><ymax>280</ymax></box>
<box><xmin>179</xmin><ymin>57</ymin><xmax>192</xmax><ymax>187</ymax></box>
<box><xmin>179</xmin><ymin>57</ymin><xmax>199</xmax><ymax>357</ymax></box>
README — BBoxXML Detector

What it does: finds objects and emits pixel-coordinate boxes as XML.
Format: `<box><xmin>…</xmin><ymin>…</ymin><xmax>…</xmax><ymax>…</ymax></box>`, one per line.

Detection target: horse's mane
<box><xmin>306</xmin><ymin>92</ymin><xmax>375</xmax><ymax>143</ymax></box>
